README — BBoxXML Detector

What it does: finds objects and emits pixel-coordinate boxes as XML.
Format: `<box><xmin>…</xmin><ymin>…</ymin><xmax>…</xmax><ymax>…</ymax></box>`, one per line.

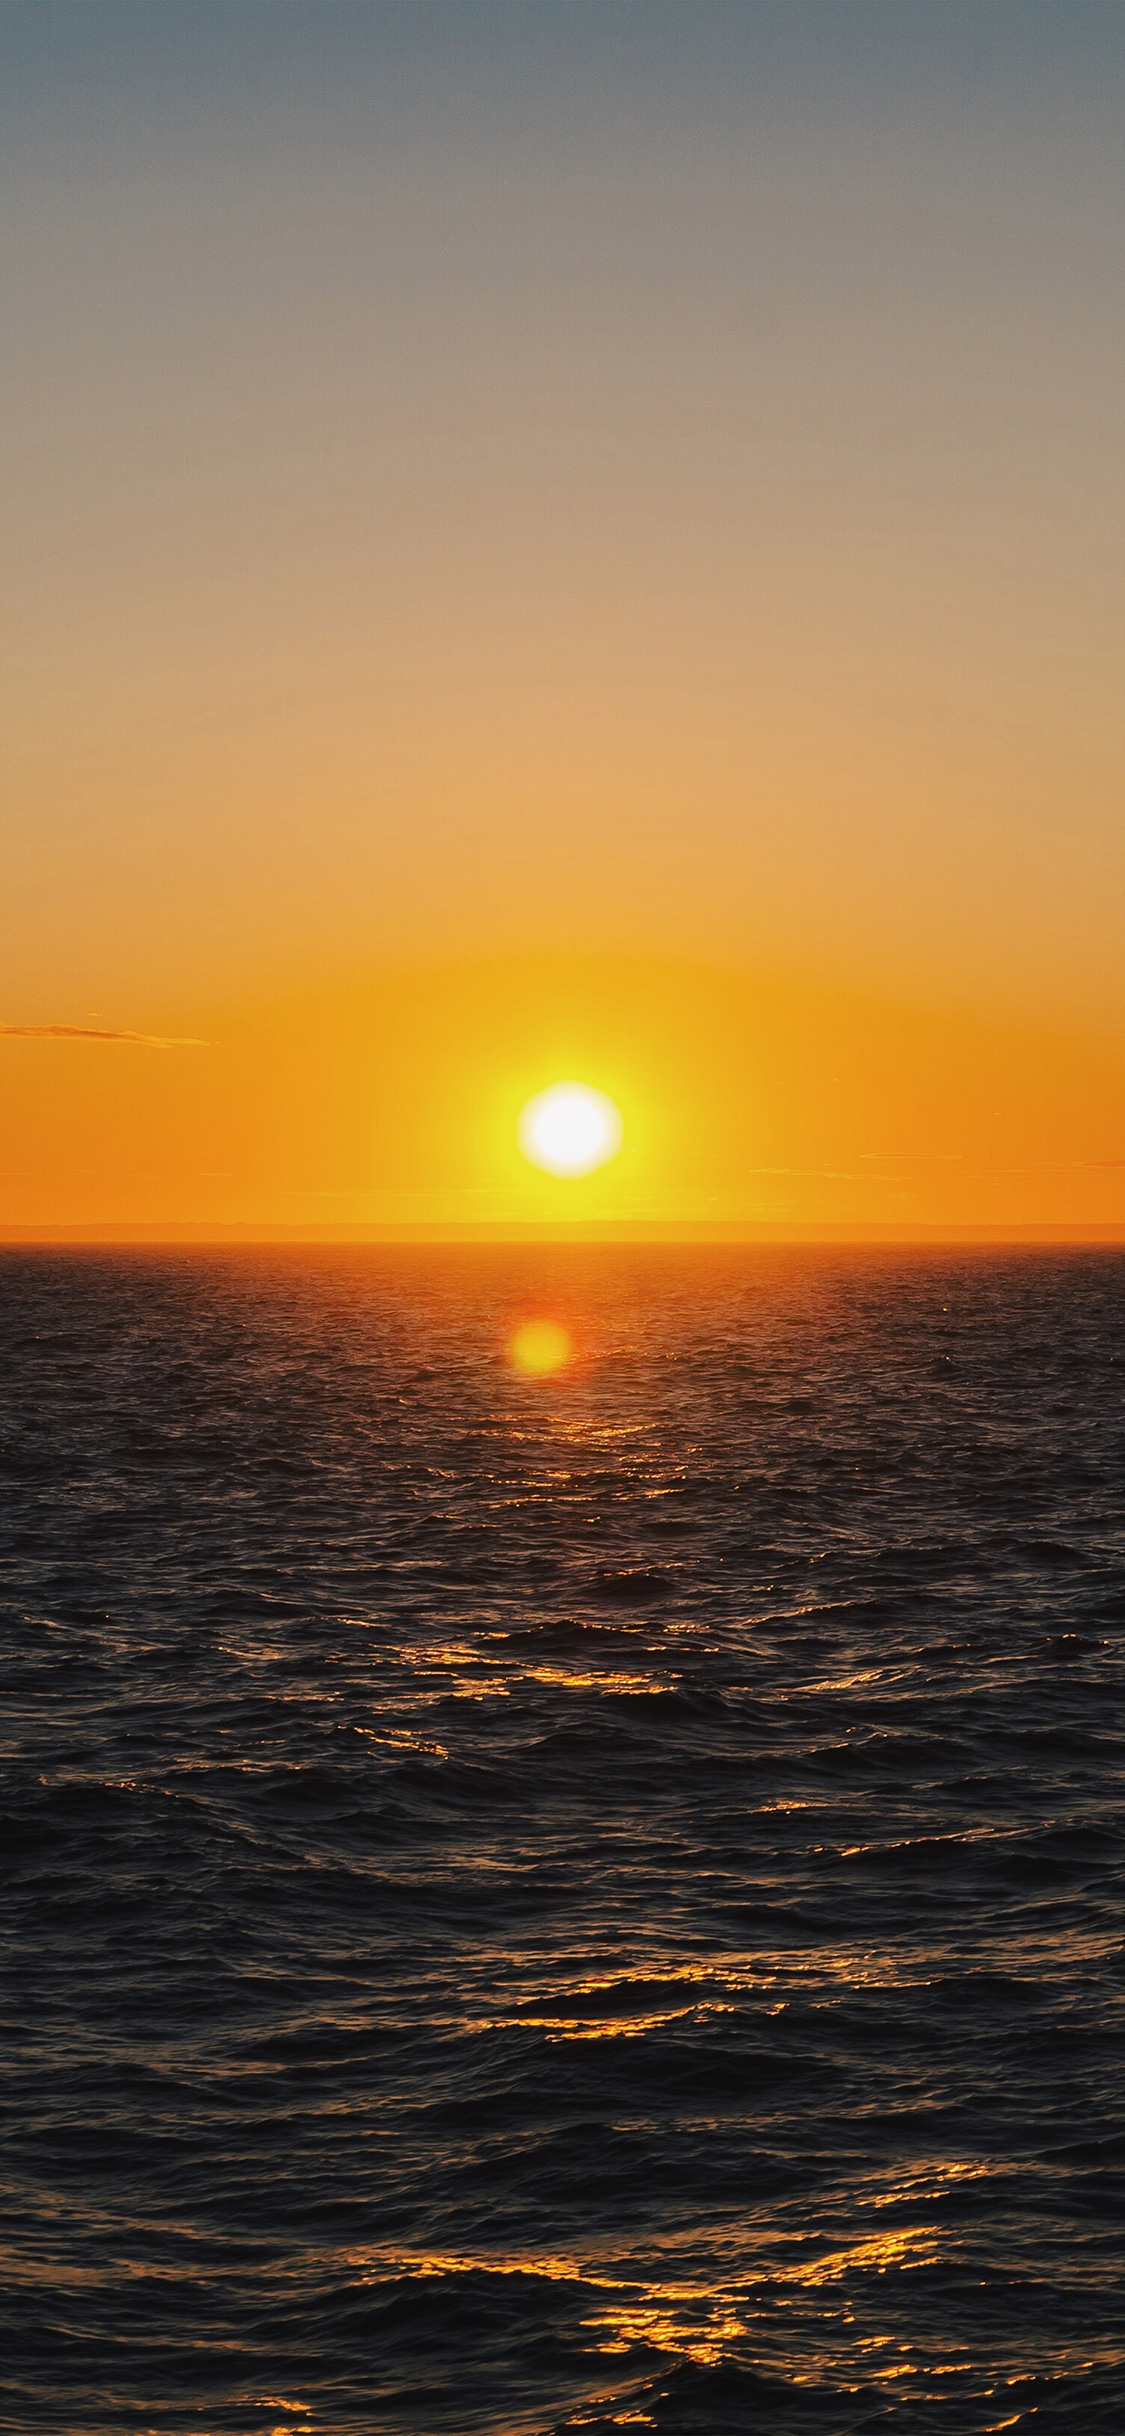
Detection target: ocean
<box><xmin>2</xmin><ymin>1246</ymin><xmax>1122</xmax><ymax>2434</ymax></box>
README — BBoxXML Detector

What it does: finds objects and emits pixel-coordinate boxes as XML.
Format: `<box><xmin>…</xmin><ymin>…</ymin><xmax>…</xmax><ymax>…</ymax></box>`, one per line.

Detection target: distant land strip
<box><xmin>1</xmin><ymin>1025</ymin><xmax>209</xmax><ymax>1047</ymax></box>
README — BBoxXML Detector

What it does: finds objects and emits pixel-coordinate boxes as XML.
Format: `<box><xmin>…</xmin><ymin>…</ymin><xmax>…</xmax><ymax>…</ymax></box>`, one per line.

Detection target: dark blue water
<box><xmin>2</xmin><ymin>1247</ymin><xmax>1123</xmax><ymax>2434</ymax></box>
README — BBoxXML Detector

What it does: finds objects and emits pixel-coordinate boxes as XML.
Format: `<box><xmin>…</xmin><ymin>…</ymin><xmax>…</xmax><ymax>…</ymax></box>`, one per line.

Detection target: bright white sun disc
<box><xmin>518</xmin><ymin>1082</ymin><xmax>623</xmax><ymax>1177</ymax></box>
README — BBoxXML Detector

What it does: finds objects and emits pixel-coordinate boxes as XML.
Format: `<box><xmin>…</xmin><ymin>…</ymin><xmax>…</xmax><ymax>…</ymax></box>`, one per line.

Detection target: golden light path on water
<box><xmin>318</xmin><ymin>1374</ymin><xmax>1124</xmax><ymax>2430</ymax></box>
<box><xmin>314</xmin><ymin>2155</ymin><xmax>1122</xmax><ymax>2419</ymax></box>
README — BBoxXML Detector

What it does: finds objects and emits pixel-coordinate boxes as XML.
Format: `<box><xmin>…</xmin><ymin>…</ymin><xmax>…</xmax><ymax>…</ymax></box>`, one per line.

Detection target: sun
<box><xmin>517</xmin><ymin>1082</ymin><xmax>623</xmax><ymax>1178</ymax></box>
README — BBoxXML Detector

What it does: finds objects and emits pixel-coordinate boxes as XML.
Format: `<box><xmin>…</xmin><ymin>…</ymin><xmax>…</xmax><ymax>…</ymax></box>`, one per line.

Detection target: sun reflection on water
<box><xmin>509</xmin><ymin>1318</ymin><xmax>573</xmax><ymax>1376</ymax></box>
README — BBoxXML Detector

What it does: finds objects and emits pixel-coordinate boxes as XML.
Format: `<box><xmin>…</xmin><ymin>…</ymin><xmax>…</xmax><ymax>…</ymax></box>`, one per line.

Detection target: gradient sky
<box><xmin>3</xmin><ymin>1</ymin><xmax>1123</xmax><ymax>1231</ymax></box>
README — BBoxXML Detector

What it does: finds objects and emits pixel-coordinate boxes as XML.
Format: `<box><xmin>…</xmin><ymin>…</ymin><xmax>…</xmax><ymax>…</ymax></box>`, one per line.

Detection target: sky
<box><xmin>3</xmin><ymin>1</ymin><xmax>1123</xmax><ymax>1234</ymax></box>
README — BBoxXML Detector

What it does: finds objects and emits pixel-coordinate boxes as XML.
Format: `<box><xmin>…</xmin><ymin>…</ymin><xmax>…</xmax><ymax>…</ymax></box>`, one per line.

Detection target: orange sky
<box><xmin>3</xmin><ymin>5</ymin><xmax>1123</xmax><ymax>1235</ymax></box>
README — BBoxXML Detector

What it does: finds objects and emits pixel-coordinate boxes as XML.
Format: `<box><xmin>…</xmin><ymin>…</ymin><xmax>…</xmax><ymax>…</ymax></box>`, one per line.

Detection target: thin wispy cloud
<box><xmin>1</xmin><ymin>1025</ymin><xmax>210</xmax><ymax>1048</ymax></box>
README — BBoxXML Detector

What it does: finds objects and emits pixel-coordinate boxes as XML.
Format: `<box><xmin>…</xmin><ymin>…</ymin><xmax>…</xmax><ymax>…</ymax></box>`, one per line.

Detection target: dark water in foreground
<box><xmin>2</xmin><ymin>1247</ymin><xmax>1123</xmax><ymax>2436</ymax></box>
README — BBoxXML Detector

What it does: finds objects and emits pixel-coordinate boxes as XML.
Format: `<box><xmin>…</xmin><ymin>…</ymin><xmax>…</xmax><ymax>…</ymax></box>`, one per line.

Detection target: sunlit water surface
<box><xmin>2</xmin><ymin>1248</ymin><xmax>1123</xmax><ymax>2434</ymax></box>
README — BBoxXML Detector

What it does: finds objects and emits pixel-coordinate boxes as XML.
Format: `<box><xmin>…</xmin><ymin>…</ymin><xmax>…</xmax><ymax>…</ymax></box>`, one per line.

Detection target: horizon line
<box><xmin>3</xmin><ymin>1221</ymin><xmax>1125</xmax><ymax>1249</ymax></box>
